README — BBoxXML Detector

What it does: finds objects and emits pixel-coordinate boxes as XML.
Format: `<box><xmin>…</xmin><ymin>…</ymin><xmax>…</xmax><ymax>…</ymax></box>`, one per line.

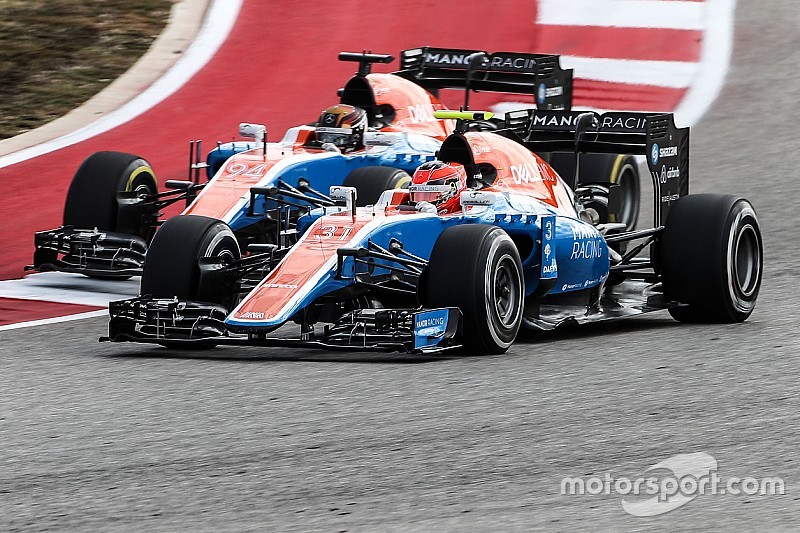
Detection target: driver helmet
<box><xmin>409</xmin><ymin>161</ymin><xmax>468</xmax><ymax>213</ymax></box>
<box><xmin>316</xmin><ymin>104</ymin><xmax>367</xmax><ymax>152</ymax></box>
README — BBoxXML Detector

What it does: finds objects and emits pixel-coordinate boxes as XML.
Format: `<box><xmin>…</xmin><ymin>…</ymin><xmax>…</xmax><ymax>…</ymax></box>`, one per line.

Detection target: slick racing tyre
<box><xmin>63</xmin><ymin>151</ymin><xmax>158</xmax><ymax>239</ymax></box>
<box><xmin>549</xmin><ymin>153</ymin><xmax>641</xmax><ymax>230</ymax></box>
<box><xmin>141</xmin><ymin>215</ymin><xmax>241</xmax><ymax>309</ymax></box>
<box><xmin>343</xmin><ymin>166</ymin><xmax>411</xmax><ymax>206</ymax></box>
<box><xmin>660</xmin><ymin>194</ymin><xmax>762</xmax><ymax>323</ymax></box>
<box><xmin>424</xmin><ymin>225</ymin><xmax>524</xmax><ymax>355</ymax></box>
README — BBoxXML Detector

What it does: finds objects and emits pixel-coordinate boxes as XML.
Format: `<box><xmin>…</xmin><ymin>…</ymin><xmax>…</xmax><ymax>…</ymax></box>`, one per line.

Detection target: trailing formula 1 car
<box><xmin>103</xmin><ymin>110</ymin><xmax>762</xmax><ymax>354</ymax></box>
<box><xmin>26</xmin><ymin>48</ymin><xmax>572</xmax><ymax>279</ymax></box>
<box><xmin>28</xmin><ymin>47</ymin><xmax>639</xmax><ymax>280</ymax></box>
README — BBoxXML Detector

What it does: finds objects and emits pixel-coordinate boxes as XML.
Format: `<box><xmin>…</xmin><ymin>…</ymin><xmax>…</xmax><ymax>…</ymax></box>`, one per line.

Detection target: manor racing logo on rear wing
<box><xmin>396</xmin><ymin>47</ymin><xmax>573</xmax><ymax>110</ymax></box>
<box><xmin>505</xmin><ymin>109</ymin><xmax>690</xmax><ymax>225</ymax></box>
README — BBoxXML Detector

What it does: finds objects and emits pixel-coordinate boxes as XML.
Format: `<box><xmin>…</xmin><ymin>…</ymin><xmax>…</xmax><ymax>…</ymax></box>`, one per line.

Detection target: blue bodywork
<box><xmin>204</xmin><ymin>130</ymin><xmax>442</xmax><ymax>232</ymax></box>
<box><xmin>226</xmin><ymin>191</ymin><xmax>610</xmax><ymax>333</ymax></box>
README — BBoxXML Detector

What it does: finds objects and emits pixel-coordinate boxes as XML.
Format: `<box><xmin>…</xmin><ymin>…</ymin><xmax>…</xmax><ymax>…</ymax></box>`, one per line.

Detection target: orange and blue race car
<box><xmin>103</xmin><ymin>110</ymin><xmax>762</xmax><ymax>354</ymax></box>
<box><xmin>28</xmin><ymin>47</ymin><xmax>640</xmax><ymax>280</ymax></box>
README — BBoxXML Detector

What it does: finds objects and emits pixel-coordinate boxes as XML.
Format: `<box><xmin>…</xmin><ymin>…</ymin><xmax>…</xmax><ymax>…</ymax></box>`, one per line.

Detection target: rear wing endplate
<box><xmin>504</xmin><ymin>109</ymin><xmax>689</xmax><ymax>225</ymax></box>
<box><xmin>394</xmin><ymin>47</ymin><xmax>573</xmax><ymax>110</ymax></box>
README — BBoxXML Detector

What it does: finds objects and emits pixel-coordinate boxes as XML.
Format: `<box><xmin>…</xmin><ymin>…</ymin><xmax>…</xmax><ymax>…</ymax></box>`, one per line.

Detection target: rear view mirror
<box><xmin>239</xmin><ymin>123</ymin><xmax>266</xmax><ymax>142</ymax></box>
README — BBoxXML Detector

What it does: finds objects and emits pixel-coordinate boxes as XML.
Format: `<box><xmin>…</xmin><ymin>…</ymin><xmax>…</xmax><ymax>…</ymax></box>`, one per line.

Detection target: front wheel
<box><xmin>140</xmin><ymin>215</ymin><xmax>240</xmax><ymax>309</ymax></box>
<box><xmin>63</xmin><ymin>151</ymin><xmax>158</xmax><ymax>239</ymax></box>
<box><xmin>660</xmin><ymin>194</ymin><xmax>762</xmax><ymax>322</ymax></box>
<box><xmin>423</xmin><ymin>225</ymin><xmax>524</xmax><ymax>354</ymax></box>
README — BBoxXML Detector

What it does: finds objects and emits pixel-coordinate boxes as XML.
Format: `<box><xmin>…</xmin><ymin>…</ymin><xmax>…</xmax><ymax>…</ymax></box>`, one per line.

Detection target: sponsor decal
<box><xmin>413</xmin><ymin>309</ymin><xmax>450</xmax><ymax>350</ymax></box>
<box><xmin>661</xmin><ymin>193</ymin><xmax>681</xmax><ymax>203</ymax></box>
<box><xmin>541</xmin><ymin>216</ymin><xmax>558</xmax><ymax>280</ymax></box>
<box><xmin>660</xmin><ymin>145</ymin><xmax>678</xmax><ymax>158</ymax></box>
<box><xmin>263</xmin><ymin>283</ymin><xmax>299</xmax><ymax>289</ymax></box>
<box><xmin>410</xmin><ymin>184</ymin><xmax>452</xmax><ymax>193</ymax></box>
<box><xmin>652</xmin><ymin>144</ymin><xmax>678</xmax><ymax>167</ymax></box>
<box><xmin>571</xmin><ymin>239</ymin><xmax>604</xmax><ymax>260</ymax></box>
<box><xmin>424</xmin><ymin>51</ymin><xmax>476</xmax><ymax>67</ymax></box>
<box><xmin>407</xmin><ymin>104</ymin><xmax>436</xmax><ymax>123</ymax></box>
<box><xmin>570</xmin><ymin>224</ymin><xmax>604</xmax><ymax>260</ymax></box>
<box><xmin>415</xmin><ymin>316</ymin><xmax>446</xmax><ymax>329</ymax></box>
<box><xmin>238</xmin><ymin>311</ymin><xmax>265</xmax><ymax>319</ymax></box>
<box><xmin>511</xmin><ymin>163</ymin><xmax>539</xmax><ymax>185</ymax></box>
<box><xmin>562</xmin><ymin>282</ymin><xmax>584</xmax><ymax>291</ymax></box>
<box><xmin>460</xmin><ymin>191</ymin><xmax>496</xmax><ymax>207</ymax></box>
<box><xmin>532</xmin><ymin>114</ymin><xmax>577</xmax><ymax>128</ymax></box>
<box><xmin>488</xmin><ymin>54</ymin><xmax>539</xmax><ymax>72</ymax></box>
<box><xmin>599</xmin><ymin>115</ymin><xmax>648</xmax><ymax>131</ymax></box>
<box><xmin>654</xmin><ymin>165</ymin><xmax>680</xmax><ymax>184</ymax></box>
<box><xmin>471</xmin><ymin>144</ymin><xmax>492</xmax><ymax>155</ymax></box>
<box><xmin>422</xmin><ymin>51</ymin><xmax>541</xmax><ymax>73</ymax></box>
<box><xmin>542</xmin><ymin>264</ymin><xmax>558</xmax><ymax>274</ymax></box>
<box><xmin>537</xmin><ymin>84</ymin><xmax>564</xmax><ymax>105</ymax></box>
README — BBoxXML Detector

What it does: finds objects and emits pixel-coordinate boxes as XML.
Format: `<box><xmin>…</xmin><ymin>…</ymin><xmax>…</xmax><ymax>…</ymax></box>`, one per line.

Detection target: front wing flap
<box><xmin>28</xmin><ymin>226</ymin><xmax>148</xmax><ymax>278</ymax></box>
<box><xmin>104</xmin><ymin>297</ymin><xmax>462</xmax><ymax>354</ymax></box>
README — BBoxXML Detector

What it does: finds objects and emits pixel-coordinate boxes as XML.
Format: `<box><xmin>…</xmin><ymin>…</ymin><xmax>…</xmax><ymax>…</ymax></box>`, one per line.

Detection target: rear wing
<box><xmin>504</xmin><ymin>109</ymin><xmax>689</xmax><ymax>225</ymax></box>
<box><xmin>393</xmin><ymin>47</ymin><xmax>573</xmax><ymax>111</ymax></box>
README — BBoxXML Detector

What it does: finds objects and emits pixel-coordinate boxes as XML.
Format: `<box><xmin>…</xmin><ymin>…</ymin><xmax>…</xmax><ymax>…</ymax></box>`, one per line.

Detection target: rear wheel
<box><xmin>660</xmin><ymin>194</ymin><xmax>762</xmax><ymax>322</ymax></box>
<box><xmin>343</xmin><ymin>166</ymin><xmax>410</xmax><ymax>206</ymax></box>
<box><xmin>63</xmin><ymin>151</ymin><xmax>158</xmax><ymax>239</ymax></box>
<box><xmin>550</xmin><ymin>152</ymin><xmax>641</xmax><ymax>230</ymax></box>
<box><xmin>423</xmin><ymin>225</ymin><xmax>524</xmax><ymax>354</ymax></box>
<box><xmin>141</xmin><ymin>215</ymin><xmax>240</xmax><ymax>308</ymax></box>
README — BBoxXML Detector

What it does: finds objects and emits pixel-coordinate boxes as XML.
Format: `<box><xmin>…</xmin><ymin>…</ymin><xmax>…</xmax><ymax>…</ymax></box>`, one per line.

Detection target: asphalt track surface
<box><xmin>2</xmin><ymin>3</ymin><xmax>799</xmax><ymax>532</ymax></box>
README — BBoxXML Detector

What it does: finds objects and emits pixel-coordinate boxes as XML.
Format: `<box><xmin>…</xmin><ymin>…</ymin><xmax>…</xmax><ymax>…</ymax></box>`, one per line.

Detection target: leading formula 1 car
<box><xmin>103</xmin><ymin>110</ymin><xmax>762</xmax><ymax>354</ymax></box>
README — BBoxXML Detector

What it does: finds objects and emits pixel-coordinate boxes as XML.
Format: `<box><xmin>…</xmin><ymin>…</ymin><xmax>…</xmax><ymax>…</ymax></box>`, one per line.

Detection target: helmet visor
<box><xmin>317</xmin><ymin>127</ymin><xmax>353</xmax><ymax>147</ymax></box>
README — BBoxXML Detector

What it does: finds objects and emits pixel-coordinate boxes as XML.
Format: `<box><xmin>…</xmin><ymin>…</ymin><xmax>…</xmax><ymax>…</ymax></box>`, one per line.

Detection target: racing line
<box><xmin>0</xmin><ymin>0</ymin><xmax>734</xmax><ymax>328</ymax></box>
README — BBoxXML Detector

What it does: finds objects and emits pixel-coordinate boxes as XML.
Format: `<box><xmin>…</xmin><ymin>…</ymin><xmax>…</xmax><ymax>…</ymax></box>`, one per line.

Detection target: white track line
<box><xmin>533</xmin><ymin>0</ymin><xmax>736</xmax><ymax>126</ymax></box>
<box><xmin>0</xmin><ymin>0</ymin><xmax>243</xmax><ymax>170</ymax></box>
<box><xmin>0</xmin><ymin>310</ymin><xmax>108</xmax><ymax>332</ymax></box>
<box><xmin>674</xmin><ymin>0</ymin><xmax>736</xmax><ymax>126</ymax></box>
<box><xmin>539</xmin><ymin>0</ymin><xmax>705</xmax><ymax>30</ymax></box>
<box><xmin>559</xmin><ymin>56</ymin><xmax>697</xmax><ymax>88</ymax></box>
<box><xmin>0</xmin><ymin>273</ymin><xmax>139</xmax><ymax>307</ymax></box>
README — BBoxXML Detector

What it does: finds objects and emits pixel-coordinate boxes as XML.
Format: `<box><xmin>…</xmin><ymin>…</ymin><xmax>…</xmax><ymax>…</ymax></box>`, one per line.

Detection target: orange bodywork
<box><xmin>366</xmin><ymin>73</ymin><xmax>455</xmax><ymax>140</ymax></box>
<box><xmin>457</xmin><ymin>132</ymin><xmax>576</xmax><ymax>217</ymax></box>
<box><xmin>182</xmin><ymin>128</ymin><xmax>326</xmax><ymax>221</ymax></box>
<box><xmin>231</xmin><ymin>208</ymin><xmax>425</xmax><ymax>325</ymax></box>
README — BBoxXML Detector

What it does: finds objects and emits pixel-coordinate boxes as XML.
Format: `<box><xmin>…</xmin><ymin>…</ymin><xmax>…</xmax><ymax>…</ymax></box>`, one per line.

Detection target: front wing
<box><xmin>103</xmin><ymin>297</ymin><xmax>462</xmax><ymax>354</ymax></box>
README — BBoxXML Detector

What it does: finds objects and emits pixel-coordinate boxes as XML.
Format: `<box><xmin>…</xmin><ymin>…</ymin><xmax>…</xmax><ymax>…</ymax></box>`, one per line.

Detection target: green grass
<box><xmin>0</xmin><ymin>0</ymin><xmax>174</xmax><ymax>139</ymax></box>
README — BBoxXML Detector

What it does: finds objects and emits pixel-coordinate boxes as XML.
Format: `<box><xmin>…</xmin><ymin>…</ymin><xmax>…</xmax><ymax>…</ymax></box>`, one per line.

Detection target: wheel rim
<box><xmin>733</xmin><ymin>223</ymin><xmax>760</xmax><ymax>298</ymax></box>
<box><xmin>616</xmin><ymin>163</ymin><xmax>639</xmax><ymax>230</ymax></box>
<box><xmin>492</xmin><ymin>254</ymin><xmax>522</xmax><ymax>328</ymax></box>
<box><xmin>127</xmin><ymin>172</ymin><xmax>157</xmax><ymax>239</ymax></box>
<box><xmin>204</xmin><ymin>227</ymin><xmax>239</xmax><ymax>265</ymax></box>
<box><xmin>133</xmin><ymin>182</ymin><xmax>153</xmax><ymax>196</ymax></box>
